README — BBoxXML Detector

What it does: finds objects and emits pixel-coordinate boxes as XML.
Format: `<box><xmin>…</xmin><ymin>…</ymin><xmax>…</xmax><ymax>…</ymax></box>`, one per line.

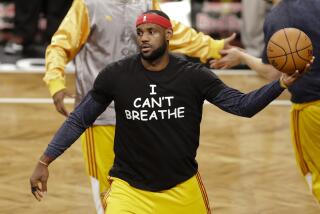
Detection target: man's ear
<box><xmin>165</xmin><ymin>28</ymin><xmax>173</xmax><ymax>40</ymax></box>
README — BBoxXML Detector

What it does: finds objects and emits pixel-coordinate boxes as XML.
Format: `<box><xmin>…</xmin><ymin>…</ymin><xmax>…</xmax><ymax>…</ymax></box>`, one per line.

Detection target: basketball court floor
<box><xmin>1</xmin><ymin>65</ymin><xmax>319</xmax><ymax>213</ymax></box>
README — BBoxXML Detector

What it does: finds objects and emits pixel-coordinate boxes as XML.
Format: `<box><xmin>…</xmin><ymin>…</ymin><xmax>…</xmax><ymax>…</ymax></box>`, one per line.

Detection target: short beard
<box><xmin>141</xmin><ymin>41</ymin><xmax>167</xmax><ymax>62</ymax></box>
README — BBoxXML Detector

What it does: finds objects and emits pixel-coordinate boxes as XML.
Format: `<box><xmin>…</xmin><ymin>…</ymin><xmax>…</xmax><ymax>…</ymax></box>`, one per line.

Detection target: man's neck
<box><xmin>141</xmin><ymin>53</ymin><xmax>170</xmax><ymax>72</ymax></box>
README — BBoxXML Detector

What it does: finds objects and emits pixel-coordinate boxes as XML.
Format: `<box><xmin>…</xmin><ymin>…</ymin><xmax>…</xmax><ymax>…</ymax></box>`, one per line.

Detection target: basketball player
<box><xmin>210</xmin><ymin>0</ymin><xmax>320</xmax><ymax>202</ymax></box>
<box><xmin>43</xmin><ymin>0</ymin><xmax>236</xmax><ymax>212</ymax></box>
<box><xmin>31</xmin><ymin>10</ymin><xmax>303</xmax><ymax>213</ymax></box>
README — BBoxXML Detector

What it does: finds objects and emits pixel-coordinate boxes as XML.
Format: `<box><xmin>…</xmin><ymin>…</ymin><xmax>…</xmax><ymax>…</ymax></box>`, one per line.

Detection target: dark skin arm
<box><xmin>29</xmin><ymin>155</ymin><xmax>54</xmax><ymax>201</ymax></box>
<box><xmin>209</xmin><ymin>47</ymin><xmax>314</xmax><ymax>84</ymax></box>
<box><xmin>29</xmin><ymin>92</ymin><xmax>108</xmax><ymax>201</ymax></box>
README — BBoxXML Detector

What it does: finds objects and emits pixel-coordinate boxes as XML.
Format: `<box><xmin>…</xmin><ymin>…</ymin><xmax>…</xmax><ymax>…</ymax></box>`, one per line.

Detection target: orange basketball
<box><xmin>267</xmin><ymin>28</ymin><xmax>313</xmax><ymax>74</ymax></box>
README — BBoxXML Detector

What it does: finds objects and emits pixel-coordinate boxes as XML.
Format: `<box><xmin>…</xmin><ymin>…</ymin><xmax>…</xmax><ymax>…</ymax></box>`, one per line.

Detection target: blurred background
<box><xmin>0</xmin><ymin>0</ymin><xmax>271</xmax><ymax>71</ymax></box>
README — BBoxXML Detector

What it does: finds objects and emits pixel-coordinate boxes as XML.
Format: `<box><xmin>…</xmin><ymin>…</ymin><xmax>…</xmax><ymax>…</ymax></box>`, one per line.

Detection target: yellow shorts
<box><xmin>291</xmin><ymin>100</ymin><xmax>320</xmax><ymax>201</ymax></box>
<box><xmin>104</xmin><ymin>173</ymin><xmax>211</xmax><ymax>214</ymax></box>
<box><xmin>81</xmin><ymin>125</ymin><xmax>115</xmax><ymax>194</ymax></box>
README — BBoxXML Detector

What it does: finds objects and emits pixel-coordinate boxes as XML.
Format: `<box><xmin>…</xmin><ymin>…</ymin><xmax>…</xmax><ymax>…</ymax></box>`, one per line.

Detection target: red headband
<box><xmin>136</xmin><ymin>13</ymin><xmax>172</xmax><ymax>29</ymax></box>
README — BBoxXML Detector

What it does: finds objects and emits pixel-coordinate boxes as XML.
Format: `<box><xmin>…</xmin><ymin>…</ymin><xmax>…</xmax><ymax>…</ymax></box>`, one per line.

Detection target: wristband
<box><xmin>279</xmin><ymin>78</ymin><xmax>288</xmax><ymax>89</ymax></box>
<box><xmin>39</xmin><ymin>160</ymin><xmax>49</xmax><ymax>167</ymax></box>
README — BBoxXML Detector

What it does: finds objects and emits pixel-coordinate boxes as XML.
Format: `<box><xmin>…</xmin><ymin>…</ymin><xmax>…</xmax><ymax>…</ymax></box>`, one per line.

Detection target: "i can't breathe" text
<box><xmin>124</xmin><ymin>84</ymin><xmax>185</xmax><ymax>121</ymax></box>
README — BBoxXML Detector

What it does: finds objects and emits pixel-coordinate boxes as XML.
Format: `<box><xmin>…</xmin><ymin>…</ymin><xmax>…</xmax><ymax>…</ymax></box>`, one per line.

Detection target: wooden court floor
<box><xmin>0</xmin><ymin>72</ymin><xmax>319</xmax><ymax>214</ymax></box>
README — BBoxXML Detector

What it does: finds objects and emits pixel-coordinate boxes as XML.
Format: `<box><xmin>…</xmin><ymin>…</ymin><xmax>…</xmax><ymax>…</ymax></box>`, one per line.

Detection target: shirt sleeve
<box><xmin>211</xmin><ymin>80</ymin><xmax>284</xmax><ymax>117</ymax></box>
<box><xmin>44</xmin><ymin>93</ymin><xmax>108</xmax><ymax>159</ymax></box>
<box><xmin>198</xmin><ymin>68</ymin><xmax>284</xmax><ymax>117</ymax></box>
<box><xmin>90</xmin><ymin>65</ymin><xmax>116</xmax><ymax>105</ymax></box>
<box><xmin>152</xmin><ymin>0</ymin><xmax>225</xmax><ymax>63</ymax></box>
<box><xmin>43</xmin><ymin>0</ymin><xmax>91</xmax><ymax>96</ymax></box>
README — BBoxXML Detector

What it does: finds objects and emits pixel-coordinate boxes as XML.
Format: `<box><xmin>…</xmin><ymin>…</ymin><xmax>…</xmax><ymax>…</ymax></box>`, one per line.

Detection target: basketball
<box><xmin>267</xmin><ymin>28</ymin><xmax>313</xmax><ymax>74</ymax></box>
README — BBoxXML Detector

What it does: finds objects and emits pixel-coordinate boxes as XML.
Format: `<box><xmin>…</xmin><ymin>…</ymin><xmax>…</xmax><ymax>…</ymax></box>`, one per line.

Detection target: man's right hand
<box><xmin>280</xmin><ymin>56</ymin><xmax>314</xmax><ymax>88</ymax></box>
<box><xmin>30</xmin><ymin>161</ymin><xmax>49</xmax><ymax>201</ymax></box>
<box><xmin>53</xmin><ymin>89</ymin><xmax>74</xmax><ymax>117</ymax></box>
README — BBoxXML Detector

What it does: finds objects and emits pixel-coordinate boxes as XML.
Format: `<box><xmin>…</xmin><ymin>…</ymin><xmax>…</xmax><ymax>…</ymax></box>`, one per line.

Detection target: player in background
<box><xmin>210</xmin><ymin>0</ymin><xmax>320</xmax><ymax>202</ymax></box>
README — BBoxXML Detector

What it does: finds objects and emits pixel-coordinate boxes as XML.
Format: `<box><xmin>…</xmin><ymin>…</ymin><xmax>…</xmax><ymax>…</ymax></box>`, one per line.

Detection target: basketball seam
<box><xmin>296</xmin><ymin>52</ymin><xmax>311</xmax><ymax>62</ymax></box>
<box><xmin>296</xmin><ymin>44</ymin><xmax>312</xmax><ymax>52</ymax></box>
<box><xmin>268</xmin><ymin>45</ymin><xmax>312</xmax><ymax>59</ymax></box>
<box><xmin>294</xmin><ymin>30</ymin><xmax>302</xmax><ymax>54</ymax></box>
<box><xmin>284</xmin><ymin>29</ymin><xmax>297</xmax><ymax>71</ymax></box>
<box><xmin>268</xmin><ymin>40</ymin><xmax>287</xmax><ymax>70</ymax></box>
<box><xmin>293</xmin><ymin>31</ymin><xmax>310</xmax><ymax>64</ymax></box>
<box><xmin>269</xmin><ymin>40</ymin><xmax>287</xmax><ymax>56</ymax></box>
<box><xmin>296</xmin><ymin>45</ymin><xmax>313</xmax><ymax>62</ymax></box>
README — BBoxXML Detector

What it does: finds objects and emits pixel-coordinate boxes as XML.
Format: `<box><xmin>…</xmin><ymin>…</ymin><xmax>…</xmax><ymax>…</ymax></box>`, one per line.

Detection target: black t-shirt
<box><xmin>90</xmin><ymin>54</ymin><xmax>283</xmax><ymax>191</ymax></box>
<box><xmin>261</xmin><ymin>0</ymin><xmax>320</xmax><ymax>103</ymax></box>
<box><xmin>91</xmin><ymin>54</ymin><xmax>225</xmax><ymax>191</ymax></box>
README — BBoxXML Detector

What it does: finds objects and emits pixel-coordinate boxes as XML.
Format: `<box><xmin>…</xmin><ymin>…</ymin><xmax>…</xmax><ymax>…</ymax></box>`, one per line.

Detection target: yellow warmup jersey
<box><xmin>44</xmin><ymin>0</ymin><xmax>224</xmax><ymax>108</ymax></box>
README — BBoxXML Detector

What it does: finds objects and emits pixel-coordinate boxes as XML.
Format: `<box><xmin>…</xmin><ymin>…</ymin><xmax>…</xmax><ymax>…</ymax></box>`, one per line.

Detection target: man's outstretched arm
<box><xmin>205</xmin><ymin>69</ymin><xmax>302</xmax><ymax>118</ymax></box>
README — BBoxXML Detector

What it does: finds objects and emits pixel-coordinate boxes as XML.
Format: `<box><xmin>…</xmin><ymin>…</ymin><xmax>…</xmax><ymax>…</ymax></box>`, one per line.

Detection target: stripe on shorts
<box><xmin>292</xmin><ymin>110</ymin><xmax>309</xmax><ymax>175</ymax></box>
<box><xmin>196</xmin><ymin>172</ymin><xmax>211</xmax><ymax>214</ymax></box>
<box><xmin>102</xmin><ymin>182</ymin><xmax>112</xmax><ymax>210</ymax></box>
<box><xmin>85</xmin><ymin>129</ymin><xmax>92</xmax><ymax>176</ymax></box>
<box><xmin>85</xmin><ymin>127</ymin><xmax>98</xmax><ymax>178</ymax></box>
<box><xmin>90</xmin><ymin>127</ymin><xmax>98</xmax><ymax>178</ymax></box>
